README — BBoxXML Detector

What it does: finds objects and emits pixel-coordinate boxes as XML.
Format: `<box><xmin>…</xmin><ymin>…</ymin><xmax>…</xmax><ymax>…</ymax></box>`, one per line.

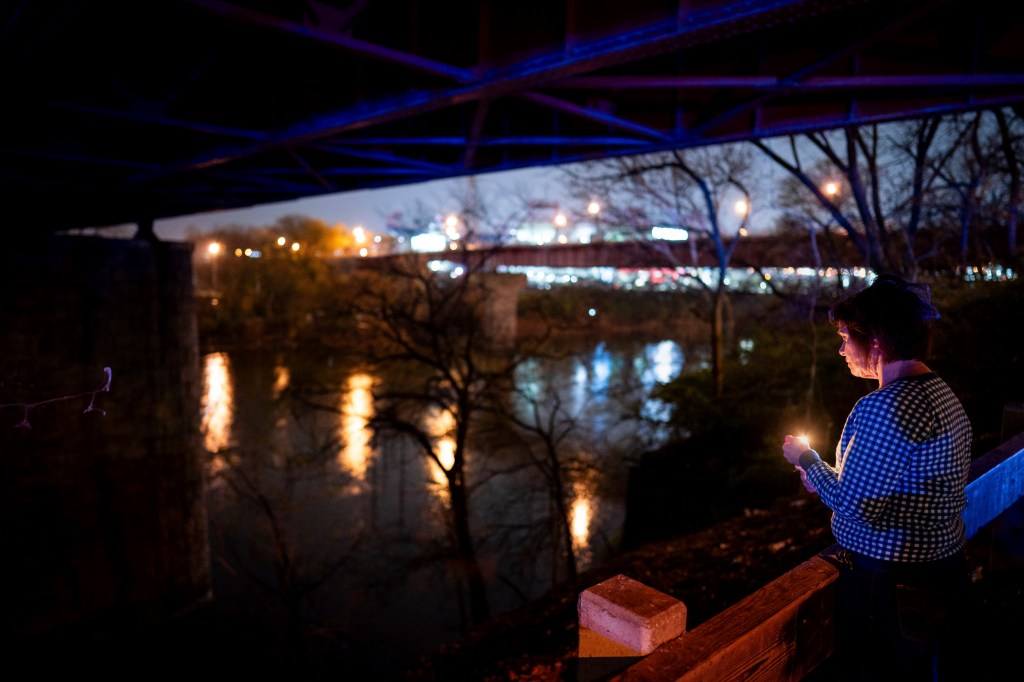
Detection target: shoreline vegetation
<box><xmin>198</xmin><ymin>278</ymin><xmax>1023</xmax><ymax>528</ymax></box>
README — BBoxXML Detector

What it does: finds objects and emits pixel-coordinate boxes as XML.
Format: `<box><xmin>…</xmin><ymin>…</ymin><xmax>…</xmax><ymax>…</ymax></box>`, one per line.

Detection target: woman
<box><xmin>782</xmin><ymin>274</ymin><xmax>972</xmax><ymax>681</ymax></box>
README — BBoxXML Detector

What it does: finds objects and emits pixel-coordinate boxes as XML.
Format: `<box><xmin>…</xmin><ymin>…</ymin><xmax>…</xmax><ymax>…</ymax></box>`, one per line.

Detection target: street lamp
<box><xmin>207</xmin><ymin>241</ymin><xmax>222</xmax><ymax>290</ymax></box>
<box><xmin>553</xmin><ymin>211</ymin><xmax>569</xmax><ymax>244</ymax></box>
<box><xmin>734</xmin><ymin>198</ymin><xmax>750</xmax><ymax>237</ymax></box>
<box><xmin>586</xmin><ymin>200</ymin><xmax>602</xmax><ymax>243</ymax></box>
<box><xmin>443</xmin><ymin>214</ymin><xmax>461</xmax><ymax>247</ymax></box>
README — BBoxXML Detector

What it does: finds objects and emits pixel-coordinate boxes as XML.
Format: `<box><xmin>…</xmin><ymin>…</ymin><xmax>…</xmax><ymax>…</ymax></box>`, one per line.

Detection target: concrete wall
<box><xmin>479</xmin><ymin>273</ymin><xmax>528</xmax><ymax>350</ymax></box>
<box><xmin>0</xmin><ymin>235</ymin><xmax>210</xmax><ymax>637</ymax></box>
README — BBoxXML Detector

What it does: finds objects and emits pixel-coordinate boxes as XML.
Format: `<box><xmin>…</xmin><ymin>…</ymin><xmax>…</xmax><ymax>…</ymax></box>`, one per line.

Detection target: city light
<box><xmin>651</xmin><ymin>226</ymin><xmax>688</xmax><ymax>241</ymax></box>
<box><xmin>206</xmin><ymin>242</ymin><xmax>222</xmax><ymax>290</ymax></box>
<box><xmin>444</xmin><ymin>214</ymin><xmax>460</xmax><ymax>240</ymax></box>
<box><xmin>587</xmin><ymin>201</ymin><xmax>601</xmax><ymax>216</ymax></box>
<box><xmin>412</xmin><ymin>233</ymin><xmax>447</xmax><ymax>252</ymax></box>
<box><xmin>734</xmin><ymin>198</ymin><xmax>750</xmax><ymax>236</ymax></box>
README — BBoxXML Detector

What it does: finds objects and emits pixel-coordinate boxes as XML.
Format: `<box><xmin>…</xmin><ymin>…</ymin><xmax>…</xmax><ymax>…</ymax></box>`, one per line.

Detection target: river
<box><xmin>198</xmin><ymin>334</ymin><xmax>691</xmax><ymax>676</ymax></box>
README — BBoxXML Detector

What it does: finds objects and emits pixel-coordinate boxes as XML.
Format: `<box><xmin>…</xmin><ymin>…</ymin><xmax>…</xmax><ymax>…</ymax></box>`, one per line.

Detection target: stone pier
<box><xmin>0</xmin><ymin>235</ymin><xmax>211</xmax><ymax>638</ymax></box>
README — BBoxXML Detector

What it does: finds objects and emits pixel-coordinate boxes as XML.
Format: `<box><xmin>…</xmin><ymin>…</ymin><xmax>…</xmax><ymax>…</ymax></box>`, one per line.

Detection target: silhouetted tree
<box><xmin>337</xmin><ymin>244</ymin><xmax>528</xmax><ymax>627</ymax></box>
<box><xmin>755</xmin><ymin>108</ymin><xmax>1024</xmax><ymax>277</ymax></box>
<box><xmin>563</xmin><ymin>145</ymin><xmax>755</xmax><ymax>398</ymax></box>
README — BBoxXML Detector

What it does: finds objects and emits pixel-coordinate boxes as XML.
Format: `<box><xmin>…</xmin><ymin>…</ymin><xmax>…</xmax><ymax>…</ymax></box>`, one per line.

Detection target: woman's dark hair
<box><xmin>828</xmin><ymin>274</ymin><xmax>940</xmax><ymax>361</ymax></box>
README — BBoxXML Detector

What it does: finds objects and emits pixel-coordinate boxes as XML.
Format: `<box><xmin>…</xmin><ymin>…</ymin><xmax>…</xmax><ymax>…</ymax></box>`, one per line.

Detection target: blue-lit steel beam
<box><xmin>143</xmin><ymin>0</ymin><xmax>827</xmax><ymax>177</ymax></box>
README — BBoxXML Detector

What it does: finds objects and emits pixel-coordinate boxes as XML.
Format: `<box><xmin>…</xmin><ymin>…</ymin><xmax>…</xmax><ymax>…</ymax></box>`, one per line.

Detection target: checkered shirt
<box><xmin>804</xmin><ymin>373</ymin><xmax>972</xmax><ymax>562</ymax></box>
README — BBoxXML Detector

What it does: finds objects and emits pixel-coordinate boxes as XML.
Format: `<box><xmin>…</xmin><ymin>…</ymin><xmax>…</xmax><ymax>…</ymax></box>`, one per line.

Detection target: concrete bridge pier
<box><xmin>1</xmin><ymin>235</ymin><xmax>211</xmax><ymax>640</ymax></box>
<box><xmin>478</xmin><ymin>272</ymin><xmax>528</xmax><ymax>351</ymax></box>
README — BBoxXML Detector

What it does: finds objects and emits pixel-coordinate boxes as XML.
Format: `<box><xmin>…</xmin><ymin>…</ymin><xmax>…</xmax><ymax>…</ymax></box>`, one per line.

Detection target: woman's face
<box><xmin>837</xmin><ymin>323</ymin><xmax>879</xmax><ymax>381</ymax></box>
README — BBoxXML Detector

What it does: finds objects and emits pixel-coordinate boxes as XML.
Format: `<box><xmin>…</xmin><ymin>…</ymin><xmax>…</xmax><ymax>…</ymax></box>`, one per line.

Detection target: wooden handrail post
<box><xmin>577</xmin><ymin>430</ymin><xmax>1024</xmax><ymax>681</ymax></box>
<box><xmin>578</xmin><ymin>574</ymin><xmax>687</xmax><ymax>681</ymax></box>
<box><xmin>607</xmin><ymin>556</ymin><xmax>838</xmax><ymax>681</ymax></box>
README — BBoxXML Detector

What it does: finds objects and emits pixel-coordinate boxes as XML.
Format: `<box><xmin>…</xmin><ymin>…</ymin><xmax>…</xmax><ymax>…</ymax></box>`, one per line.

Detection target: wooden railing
<box><xmin>578</xmin><ymin>427</ymin><xmax>1024</xmax><ymax>682</ymax></box>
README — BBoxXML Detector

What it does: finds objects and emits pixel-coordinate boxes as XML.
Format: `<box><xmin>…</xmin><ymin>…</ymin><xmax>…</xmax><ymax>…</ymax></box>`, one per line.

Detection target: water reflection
<box><xmin>424</xmin><ymin>407</ymin><xmax>456</xmax><ymax>500</ymax></box>
<box><xmin>272</xmin><ymin>364</ymin><xmax>290</xmax><ymax>397</ymax></box>
<box><xmin>572</xmin><ymin>363</ymin><xmax>589</xmax><ymax>407</ymax></box>
<box><xmin>197</xmin><ymin>338</ymin><xmax>685</xmax><ymax>676</ymax></box>
<box><xmin>339</xmin><ymin>372</ymin><xmax>374</xmax><ymax>482</ymax></box>
<box><xmin>201</xmin><ymin>352</ymin><xmax>233</xmax><ymax>459</ymax></box>
<box><xmin>638</xmin><ymin>340</ymin><xmax>684</xmax><ymax>426</ymax></box>
<box><xmin>644</xmin><ymin>340</ymin><xmax>684</xmax><ymax>385</ymax></box>
<box><xmin>589</xmin><ymin>342</ymin><xmax>612</xmax><ymax>394</ymax></box>
<box><xmin>570</xmin><ymin>486</ymin><xmax>592</xmax><ymax>566</ymax></box>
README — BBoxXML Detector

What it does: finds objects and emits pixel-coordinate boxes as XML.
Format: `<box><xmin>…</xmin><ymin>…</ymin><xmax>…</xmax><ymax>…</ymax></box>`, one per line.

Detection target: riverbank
<box><xmin>392</xmin><ymin>493</ymin><xmax>832</xmax><ymax>681</ymax></box>
<box><xmin>392</xmin><ymin>492</ymin><xmax>1024</xmax><ymax>682</ymax></box>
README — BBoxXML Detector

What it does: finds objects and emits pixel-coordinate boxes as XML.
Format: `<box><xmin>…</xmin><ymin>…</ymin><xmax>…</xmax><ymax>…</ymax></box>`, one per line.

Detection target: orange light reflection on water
<box><xmin>424</xmin><ymin>408</ymin><xmax>456</xmax><ymax>501</ymax></box>
<box><xmin>339</xmin><ymin>372</ymin><xmax>374</xmax><ymax>481</ymax></box>
<box><xmin>272</xmin><ymin>365</ymin><xmax>290</xmax><ymax>397</ymax></box>
<box><xmin>201</xmin><ymin>352</ymin><xmax>234</xmax><ymax>474</ymax></box>
<box><xmin>570</xmin><ymin>480</ymin><xmax>596</xmax><ymax>570</ymax></box>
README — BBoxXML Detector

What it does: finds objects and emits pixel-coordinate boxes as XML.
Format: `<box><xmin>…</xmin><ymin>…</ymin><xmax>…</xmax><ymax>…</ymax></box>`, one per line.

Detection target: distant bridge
<box><xmin>361</xmin><ymin>234</ymin><xmax>865</xmax><ymax>272</ymax></box>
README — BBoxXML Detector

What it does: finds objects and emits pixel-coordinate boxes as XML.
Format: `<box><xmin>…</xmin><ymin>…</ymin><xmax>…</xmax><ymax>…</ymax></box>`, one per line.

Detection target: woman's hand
<box><xmin>782</xmin><ymin>433</ymin><xmax>809</xmax><ymax>466</ymax></box>
<box><xmin>784</xmin><ymin>435</ymin><xmax>819</xmax><ymax>494</ymax></box>
<box><xmin>797</xmin><ymin>466</ymin><xmax>817</xmax><ymax>493</ymax></box>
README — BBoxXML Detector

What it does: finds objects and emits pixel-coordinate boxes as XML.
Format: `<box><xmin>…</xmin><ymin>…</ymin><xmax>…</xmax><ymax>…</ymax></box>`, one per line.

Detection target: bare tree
<box><xmin>494</xmin><ymin>383</ymin><xmax>595</xmax><ymax>584</ymax></box>
<box><xmin>925</xmin><ymin>109</ymin><xmax>1024</xmax><ymax>268</ymax></box>
<box><xmin>993</xmin><ymin>108</ymin><xmax>1024</xmax><ymax>258</ymax></box>
<box><xmin>755</xmin><ymin>125</ymin><xmax>910</xmax><ymax>275</ymax></box>
<box><xmin>293</xmin><ymin>179</ymin><xmax>601</xmax><ymax>629</ymax></box>
<box><xmin>337</xmin><ymin>233</ymin><xmax>537</xmax><ymax>626</ymax></box>
<box><xmin>563</xmin><ymin>145</ymin><xmax>754</xmax><ymax>398</ymax></box>
<box><xmin>754</xmin><ymin>108</ymin><xmax>1024</xmax><ymax>278</ymax></box>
